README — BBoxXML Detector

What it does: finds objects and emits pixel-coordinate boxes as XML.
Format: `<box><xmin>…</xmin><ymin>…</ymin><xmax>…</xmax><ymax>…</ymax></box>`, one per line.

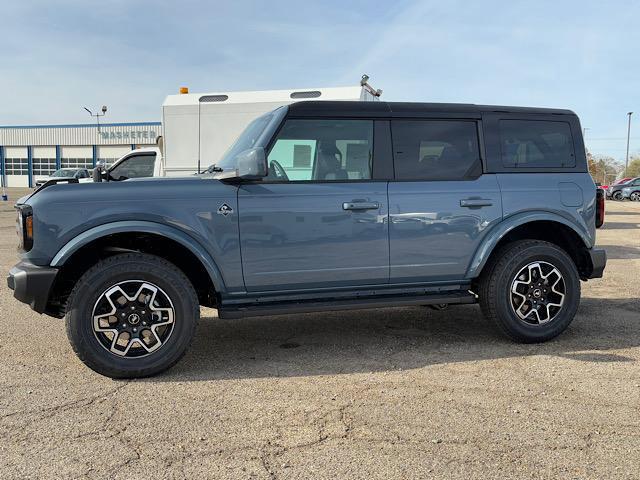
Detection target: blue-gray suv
<box><xmin>8</xmin><ymin>101</ymin><xmax>607</xmax><ymax>378</ymax></box>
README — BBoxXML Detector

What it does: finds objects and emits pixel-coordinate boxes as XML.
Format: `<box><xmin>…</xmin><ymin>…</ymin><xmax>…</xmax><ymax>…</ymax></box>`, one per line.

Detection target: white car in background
<box><xmin>34</xmin><ymin>168</ymin><xmax>92</xmax><ymax>188</ymax></box>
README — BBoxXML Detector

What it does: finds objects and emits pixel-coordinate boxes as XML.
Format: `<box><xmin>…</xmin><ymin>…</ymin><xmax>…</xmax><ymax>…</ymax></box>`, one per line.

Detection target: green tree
<box><xmin>588</xmin><ymin>153</ymin><xmax>622</xmax><ymax>185</ymax></box>
<box><xmin>626</xmin><ymin>155</ymin><xmax>640</xmax><ymax>177</ymax></box>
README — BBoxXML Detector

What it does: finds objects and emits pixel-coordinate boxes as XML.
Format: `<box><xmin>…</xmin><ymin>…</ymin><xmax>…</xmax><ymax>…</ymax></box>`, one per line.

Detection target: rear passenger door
<box><xmin>388</xmin><ymin>118</ymin><xmax>503</xmax><ymax>283</ymax></box>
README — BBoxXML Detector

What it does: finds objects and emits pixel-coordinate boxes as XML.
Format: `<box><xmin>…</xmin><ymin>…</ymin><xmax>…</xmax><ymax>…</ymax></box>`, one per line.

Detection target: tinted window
<box><xmin>109</xmin><ymin>154</ymin><xmax>155</xmax><ymax>181</ymax></box>
<box><xmin>500</xmin><ymin>120</ymin><xmax>575</xmax><ymax>168</ymax></box>
<box><xmin>267</xmin><ymin>119</ymin><xmax>373</xmax><ymax>181</ymax></box>
<box><xmin>391</xmin><ymin>120</ymin><xmax>481</xmax><ymax>180</ymax></box>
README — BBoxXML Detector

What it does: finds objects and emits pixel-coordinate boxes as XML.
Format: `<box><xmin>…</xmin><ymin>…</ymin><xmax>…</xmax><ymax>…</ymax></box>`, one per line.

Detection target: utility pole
<box><xmin>625</xmin><ymin>112</ymin><xmax>633</xmax><ymax>175</ymax></box>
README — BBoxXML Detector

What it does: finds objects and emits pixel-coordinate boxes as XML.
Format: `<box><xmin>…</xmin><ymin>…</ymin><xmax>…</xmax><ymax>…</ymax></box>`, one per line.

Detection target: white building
<box><xmin>0</xmin><ymin>122</ymin><xmax>162</xmax><ymax>187</ymax></box>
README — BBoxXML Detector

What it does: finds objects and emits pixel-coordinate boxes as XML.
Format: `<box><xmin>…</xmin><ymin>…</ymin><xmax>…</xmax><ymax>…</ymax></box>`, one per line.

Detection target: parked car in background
<box><xmin>613</xmin><ymin>177</ymin><xmax>633</xmax><ymax>185</ymax></box>
<box><xmin>608</xmin><ymin>177</ymin><xmax>640</xmax><ymax>200</ymax></box>
<box><xmin>34</xmin><ymin>168</ymin><xmax>92</xmax><ymax>188</ymax></box>
<box><xmin>621</xmin><ymin>182</ymin><xmax>640</xmax><ymax>201</ymax></box>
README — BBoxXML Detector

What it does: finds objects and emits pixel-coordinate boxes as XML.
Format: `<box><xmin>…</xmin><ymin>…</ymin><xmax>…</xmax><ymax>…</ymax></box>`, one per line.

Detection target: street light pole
<box><xmin>625</xmin><ymin>112</ymin><xmax>633</xmax><ymax>175</ymax></box>
<box><xmin>84</xmin><ymin>106</ymin><xmax>108</xmax><ymax>133</ymax></box>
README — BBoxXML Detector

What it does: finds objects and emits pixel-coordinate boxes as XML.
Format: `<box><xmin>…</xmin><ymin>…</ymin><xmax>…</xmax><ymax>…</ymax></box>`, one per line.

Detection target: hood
<box><xmin>24</xmin><ymin>176</ymin><xmax>231</xmax><ymax>209</ymax></box>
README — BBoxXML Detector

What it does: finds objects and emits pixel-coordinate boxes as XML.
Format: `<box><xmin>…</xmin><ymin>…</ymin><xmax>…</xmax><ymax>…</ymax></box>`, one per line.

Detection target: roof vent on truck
<box><xmin>290</xmin><ymin>91</ymin><xmax>322</xmax><ymax>99</ymax></box>
<box><xmin>199</xmin><ymin>94</ymin><xmax>229</xmax><ymax>103</ymax></box>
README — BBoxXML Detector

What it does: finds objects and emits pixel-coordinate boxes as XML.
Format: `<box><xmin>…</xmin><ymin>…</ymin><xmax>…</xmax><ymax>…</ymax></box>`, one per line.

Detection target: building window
<box><xmin>61</xmin><ymin>158</ymin><xmax>93</xmax><ymax>169</ymax></box>
<box><xmin>4</xmin><ymin>158</ymin><xmax>29</xmax><ymax>175</ymax></box>
<box><xmin>32</xmin><ymin>158</ymin><xmax>57</xmax><ymax>176</ymax></box>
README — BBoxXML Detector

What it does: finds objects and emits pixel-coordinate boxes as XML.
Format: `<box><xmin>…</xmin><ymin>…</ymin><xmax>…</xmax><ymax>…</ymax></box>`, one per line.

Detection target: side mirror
<box><xmin>92</xmin><ymin>166</ymin><xmax>105</xmax><ymax>183</ymax></box>
<box><xmin>235</xmin><ymin>147</ymin><xmax>267</xmax><ymax>179</ymax></box>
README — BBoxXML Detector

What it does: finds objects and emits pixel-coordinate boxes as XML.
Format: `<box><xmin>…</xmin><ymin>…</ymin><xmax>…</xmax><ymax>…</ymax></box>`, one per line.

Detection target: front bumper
<box><xmin>587</xmin><ymin>248</ymin><xmax>607</xmax><ymax>279</ymax></box>
<box><xmin>7</xmin><ymin>261</ymin><xmax>58</xmax><ymax>313</ymax></box>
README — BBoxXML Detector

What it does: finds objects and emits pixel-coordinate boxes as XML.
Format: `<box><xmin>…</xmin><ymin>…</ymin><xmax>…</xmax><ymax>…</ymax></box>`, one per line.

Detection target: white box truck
<box><xmin>97</xmin><ymin>76</ymin><xmax>381</xmax><ymax>181</ymax></box>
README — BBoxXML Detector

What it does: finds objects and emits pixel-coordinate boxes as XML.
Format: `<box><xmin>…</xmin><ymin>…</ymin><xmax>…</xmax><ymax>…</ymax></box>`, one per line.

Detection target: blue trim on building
<box><xmin>27</xmin><ymin>146</ymin><xmax>33</xmax><ymax>188</ymax></box>
<box><xmin>0</xmin><ymin>122</ymin><xmax>161</xmax><ymax>130</ymax></box>
<box><xmin>55</xmin><ymin>145</ymin><xmax>61</xmax><ymax>170</ymax></box>
<box><xmin>0</xmin><ymin>146</ymin><xmax>5</xmax><ymax>189</ymax></box>
<box><xmin>92</xmin><ymin>145</ymin><xmax>98</xmax><ymax>168</ymax></box>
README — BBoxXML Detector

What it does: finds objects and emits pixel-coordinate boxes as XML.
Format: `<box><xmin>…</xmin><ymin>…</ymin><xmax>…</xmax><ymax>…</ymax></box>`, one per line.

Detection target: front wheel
<box><xmin>612</xmin><ymin>191</ymin><xmax>623</xmax><ymax>201</ymax></box>
<box><xmin>478</xmin><ymin>240</ymin><xmax>580</xmax><ymax>343</ymax></box>
<box><xmin>65</xmin><ymin>253</ymin><xmax>199</xmax><ymax>378</ymax></box>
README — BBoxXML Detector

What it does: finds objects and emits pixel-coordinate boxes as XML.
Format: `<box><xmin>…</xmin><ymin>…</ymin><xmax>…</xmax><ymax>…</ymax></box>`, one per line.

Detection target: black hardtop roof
<box><xmin>287</xmin><ymin>101</ymin><xmax>576</xmax><ymax>117</ymax></box>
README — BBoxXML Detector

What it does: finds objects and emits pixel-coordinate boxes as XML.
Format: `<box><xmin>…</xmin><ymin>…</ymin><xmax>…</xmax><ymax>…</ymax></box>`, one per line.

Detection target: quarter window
<box><xmin>391</xmin><ymin>120</ymin><xmax>481</xmax><ymax>180</ymax></box>
<box><xmin>267</xmin><ymin>119</ymin><xmax>373</xmax><ymax>181</ymax></box>
<box><xmin>499</xmin><ymin>120</ymin><xmax>575</xmax><ymax>168</ymax></box>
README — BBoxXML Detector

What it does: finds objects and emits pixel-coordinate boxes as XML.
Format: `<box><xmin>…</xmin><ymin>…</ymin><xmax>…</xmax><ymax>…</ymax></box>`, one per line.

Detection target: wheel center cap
<box><xmin>532</xmin><ymin>288</ymin><xmax>542</xmax><ymax>298</ymax></box>
<box><xmin>128</xmin><ymin>313</ymin><xmax>141</xmax><ymax>325</ymax></box>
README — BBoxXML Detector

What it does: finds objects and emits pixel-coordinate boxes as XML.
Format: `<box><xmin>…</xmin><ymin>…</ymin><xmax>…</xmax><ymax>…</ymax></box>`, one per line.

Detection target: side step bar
<box><xmin>219</xmin><ymin>291</ymin><xmax>477</xmax><ymax>319</ymax></box>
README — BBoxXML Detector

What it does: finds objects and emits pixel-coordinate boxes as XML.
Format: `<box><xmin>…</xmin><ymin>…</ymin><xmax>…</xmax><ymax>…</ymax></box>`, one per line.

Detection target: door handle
<box><xmin>460</xmin><ymin>199</ymin><xmax>493</xmax><ymax>208</ymax></box>
<box><xmin>343</xmin><ymin>201</ymin><xmax>380</xmax><ymax>211</ymax></box>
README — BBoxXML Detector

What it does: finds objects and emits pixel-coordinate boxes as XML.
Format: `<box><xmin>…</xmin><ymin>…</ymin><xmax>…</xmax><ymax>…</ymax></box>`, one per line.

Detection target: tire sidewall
<box><xmin>493</xmin><ymin>245</ymin><xmax>580</xmax><ymax>342</ymax></box>
<box><xmin>66</xmin><ymin>256</ymin><xmax>197</xmax><ymax>377</ymax></box>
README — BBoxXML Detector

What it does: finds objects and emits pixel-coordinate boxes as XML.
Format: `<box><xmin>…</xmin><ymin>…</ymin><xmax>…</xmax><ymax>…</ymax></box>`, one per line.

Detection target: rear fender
<box><xmin>466</xmin><ymin>211</ymin><xmax>592</xmax><ymax>279</ymax></box>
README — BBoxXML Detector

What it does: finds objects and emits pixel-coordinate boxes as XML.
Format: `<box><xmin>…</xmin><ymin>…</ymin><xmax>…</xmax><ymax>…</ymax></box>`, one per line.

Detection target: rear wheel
<box><xmin>478</xmin><ymin>240</ymin><xmax>580</xmax><ymax>343</ymax></box>
<box><xmin>65</xmin><ymin>253</ymin><xmax>199</xmax><ymax>378</ymax></box>
<box><xmin>630</xmin><ymin>191</ymin><xmax>640</xmax><ymax>202</ymax></box>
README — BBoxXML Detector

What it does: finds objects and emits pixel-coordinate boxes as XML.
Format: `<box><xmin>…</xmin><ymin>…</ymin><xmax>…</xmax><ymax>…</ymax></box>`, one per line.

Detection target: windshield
<box><xmin>213</xmin><ymin>108</ymin><xmax>284</xmax><ymax>171</ymax></box>
<box><xmin>52</xmin><ymin>169</ymin><xmax>78</xmax><ymax>177</ymax></box>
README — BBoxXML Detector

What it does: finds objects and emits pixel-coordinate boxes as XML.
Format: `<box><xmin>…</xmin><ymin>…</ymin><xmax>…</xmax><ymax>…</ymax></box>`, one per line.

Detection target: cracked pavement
<box><xmin>1</xmin><ymin>190</ymin><xmax>639</xmax><ymax>479</ymax></box>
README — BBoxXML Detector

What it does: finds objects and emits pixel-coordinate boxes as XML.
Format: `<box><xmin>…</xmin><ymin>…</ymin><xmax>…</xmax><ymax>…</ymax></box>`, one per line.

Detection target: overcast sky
<box><xmin>1</xmin><ymin>0</ymin><xmax>638</xmax><ymax>162</ymax></box>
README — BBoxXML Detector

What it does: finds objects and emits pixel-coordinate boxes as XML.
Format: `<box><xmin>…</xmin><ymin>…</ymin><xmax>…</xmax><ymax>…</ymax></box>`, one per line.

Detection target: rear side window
<box><xmin>391</xmin><ymin>120</ymin><xmax>481</xmax><ymax>180</ymax></box>
<box><xmin>499</xmin><ymin>120</ymin><xmax>575</xmax><ymax>168</ymax></box>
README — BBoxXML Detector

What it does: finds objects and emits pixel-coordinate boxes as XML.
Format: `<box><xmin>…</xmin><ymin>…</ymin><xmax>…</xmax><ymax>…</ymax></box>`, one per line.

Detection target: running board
<box><xmin>218</xmin><ymin>291</ymin><xmax>477</xmax><ymax>319</ymax></box>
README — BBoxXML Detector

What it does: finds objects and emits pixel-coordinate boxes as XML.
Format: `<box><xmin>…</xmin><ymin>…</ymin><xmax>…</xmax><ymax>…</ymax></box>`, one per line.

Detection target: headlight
<box><xmin>15</xmin><ymin>206</ymin><xmax>33</xmax><ymax>251</ymax></box>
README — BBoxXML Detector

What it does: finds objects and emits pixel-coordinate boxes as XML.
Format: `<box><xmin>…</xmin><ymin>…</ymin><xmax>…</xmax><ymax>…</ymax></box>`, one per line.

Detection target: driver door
<box><xmin>237</xmin><ymin>118</ymin><xmax>389</xmax><ymax>292</ymax></box>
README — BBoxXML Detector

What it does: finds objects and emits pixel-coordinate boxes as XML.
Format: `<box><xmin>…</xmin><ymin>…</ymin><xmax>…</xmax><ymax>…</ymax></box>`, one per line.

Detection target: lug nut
<box><xmin>121</xmin><ymin>313</ymin><xmax>126</xmax><ymax>317</ymax></box>
<box><xmin>133</xmin><ymin>328</ymin><xmax>137</xmax><ymax>332</ymax></box>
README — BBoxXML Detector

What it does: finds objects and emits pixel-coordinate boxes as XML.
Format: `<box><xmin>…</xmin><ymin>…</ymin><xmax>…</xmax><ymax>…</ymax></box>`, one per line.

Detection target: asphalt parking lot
<box><xmin>1</xmin><ymin>188</ymin><xmax>639</xmax><ymax>479</ymax></box>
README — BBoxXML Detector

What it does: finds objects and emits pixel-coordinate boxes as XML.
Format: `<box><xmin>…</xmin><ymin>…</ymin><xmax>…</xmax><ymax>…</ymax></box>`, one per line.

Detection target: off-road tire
<box><xmin>478</xmin><ymin>240</ymin><xmax>580</xmax><ymax>343</ymax></box>
<box><xmin>65</xmin><ymin>253</ymin><xmax>199</xmax><ymax>378</ymax></box>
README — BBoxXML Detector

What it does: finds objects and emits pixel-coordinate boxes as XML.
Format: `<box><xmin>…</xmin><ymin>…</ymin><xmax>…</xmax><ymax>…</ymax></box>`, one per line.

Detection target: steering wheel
<box><xmin>269</xmin><ymin>160</ymin><xmax>289</xmax><ymax>181</ymax></box>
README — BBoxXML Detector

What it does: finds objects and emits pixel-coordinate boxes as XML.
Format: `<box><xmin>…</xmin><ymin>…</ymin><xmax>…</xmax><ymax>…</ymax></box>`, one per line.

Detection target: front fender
<box><xmin>465</xmin><ymin>211</ymin><xmax>592</xmax><ymax>279</ymax></box>
<box><xmin>50</xmin><ymin>220</ymin><xmax>226</xmax><ymax>293</ymax></box>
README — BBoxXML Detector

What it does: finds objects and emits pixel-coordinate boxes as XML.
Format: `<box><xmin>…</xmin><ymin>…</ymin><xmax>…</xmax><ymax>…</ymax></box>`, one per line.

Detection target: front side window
<box><xmin>109</xmin><ymin>154</ymin><xmax>155</xmax><ymax>181</ymax></box>
<box><xmin>266</xmin><ymin>119</ymin><xmax>373</xmax><ymax>181</ymax></box>
<box><xmin>391</xmin><ymin>120</ymin><xmax>481</xmax><ymax>181</ymax></box>
<box><xmin>500</xmin><ymin>120</ymin><xmax>575</xmax><ymax>168</ymax></box>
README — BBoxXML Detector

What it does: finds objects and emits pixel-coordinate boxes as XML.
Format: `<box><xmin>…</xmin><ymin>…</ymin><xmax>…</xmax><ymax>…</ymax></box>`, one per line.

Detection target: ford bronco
<box><xmin>8</xmin><ymin>101</ymin><xmax>607</xmax><ymax>378</ymax></box>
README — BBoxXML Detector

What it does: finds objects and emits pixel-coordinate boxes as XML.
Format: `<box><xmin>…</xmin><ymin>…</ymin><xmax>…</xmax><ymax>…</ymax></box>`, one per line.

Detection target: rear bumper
<box><xmin>7</xmin><ymin>261</ymin><xmax>58</xmax><ymax>313</ymax></box>
<box><xmin>587</xmin><ymin>248</ymin><xmax>607</xmax><ymax>279</ymax></box>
